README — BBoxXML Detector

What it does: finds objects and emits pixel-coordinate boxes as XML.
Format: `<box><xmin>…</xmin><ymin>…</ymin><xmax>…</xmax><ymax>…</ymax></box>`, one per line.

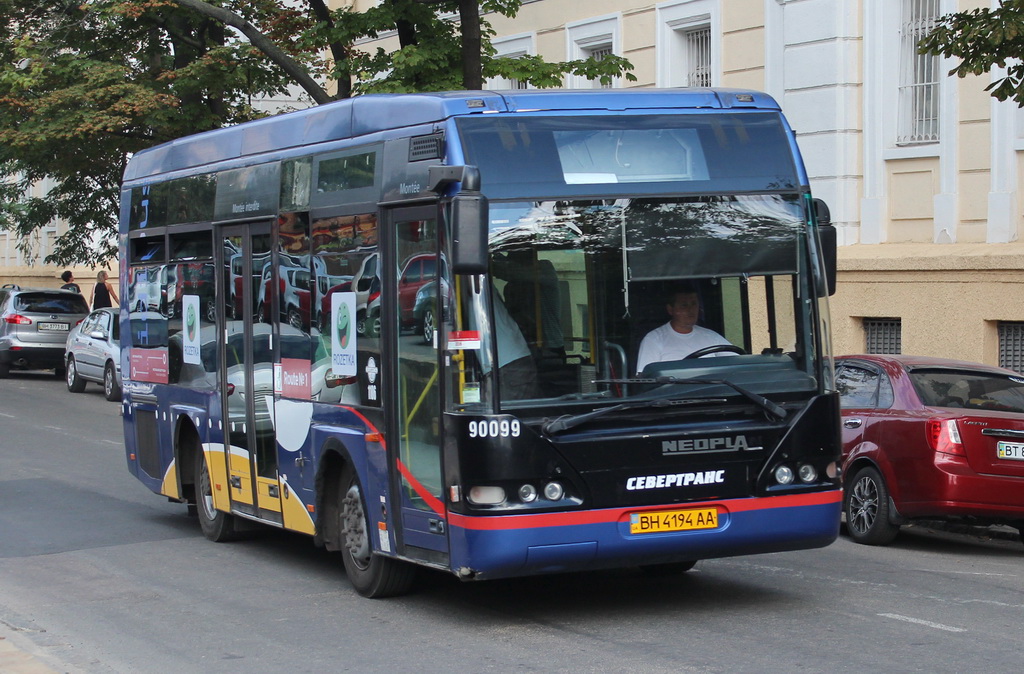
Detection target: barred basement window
<box><xmin>998</xmin><ymin>322</ymin><xmax>1024</xmax><ymax>373</ymax></box>
<box><xmin>864</xmin><ymin>318</ymin><xmax>902</xmax><ymax>354</ymax></box>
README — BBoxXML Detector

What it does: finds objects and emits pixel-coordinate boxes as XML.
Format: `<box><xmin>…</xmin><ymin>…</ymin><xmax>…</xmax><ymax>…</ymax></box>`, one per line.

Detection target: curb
<box><xmin>0</xmin><ymin>627</ymin><xmax>59</xmax><ymax>674</ymax></box>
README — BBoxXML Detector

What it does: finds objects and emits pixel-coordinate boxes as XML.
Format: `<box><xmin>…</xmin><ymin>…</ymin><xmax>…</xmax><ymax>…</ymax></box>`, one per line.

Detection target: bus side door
<box><xmin>220</xmin><ymin>223</ymin><xmax>283</xmax><ymax>523</ymax></box>
<box><xmin>386</xmin><ymin>205</ymin><xmax>449</xmax><ymax>556</ymax></box>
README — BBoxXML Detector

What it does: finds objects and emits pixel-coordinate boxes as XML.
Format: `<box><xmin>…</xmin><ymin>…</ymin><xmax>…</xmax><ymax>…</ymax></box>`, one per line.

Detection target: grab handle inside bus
<box><xmin>430</xmin><ymin>165</ymin><xmax>490</xmax><ymax>274</ymax></box>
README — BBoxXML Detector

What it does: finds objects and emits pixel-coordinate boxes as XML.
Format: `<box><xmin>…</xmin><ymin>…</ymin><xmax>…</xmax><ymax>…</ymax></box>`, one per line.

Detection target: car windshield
<box><xmin>15</xmin><ymin>292</ymin><xmax>89</xmax><ymax>314</ymax></box>
<box><xmin>910</xmin><ymin>368</ymin><xmax>1024</xmax><ymax>413</ymax></box>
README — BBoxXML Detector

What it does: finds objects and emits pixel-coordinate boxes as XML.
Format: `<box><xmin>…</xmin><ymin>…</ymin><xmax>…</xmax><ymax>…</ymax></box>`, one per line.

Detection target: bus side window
<box><xmin>277</xmin><ymin>212</ymin><xmax>312</xmax><ymax>399</ymax></box>
<box><xmin>310</xmin><ymin>212</ymin><xmax>379</xmax><ymax>405</ymax></box>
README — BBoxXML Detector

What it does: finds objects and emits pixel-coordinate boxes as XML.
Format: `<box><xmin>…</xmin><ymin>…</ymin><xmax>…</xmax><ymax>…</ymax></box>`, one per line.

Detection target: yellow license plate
<box><xmin>630</xmin><ymin>507</ymin><xmax>719</xmax><ymax>534</ymax></box>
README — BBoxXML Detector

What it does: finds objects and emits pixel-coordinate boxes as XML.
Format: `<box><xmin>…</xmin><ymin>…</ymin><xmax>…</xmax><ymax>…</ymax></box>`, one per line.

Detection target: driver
<box><xmin>636</xmin><ymin>284</ymin><xmax>734</xmax><ymax>374</ymax></box>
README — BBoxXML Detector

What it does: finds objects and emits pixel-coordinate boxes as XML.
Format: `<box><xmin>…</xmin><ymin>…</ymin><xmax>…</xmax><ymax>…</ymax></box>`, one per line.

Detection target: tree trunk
<box><xmin>459</xmin><ymin>0</ymin><xmax>482</xmax><ymax>89</ymax></box>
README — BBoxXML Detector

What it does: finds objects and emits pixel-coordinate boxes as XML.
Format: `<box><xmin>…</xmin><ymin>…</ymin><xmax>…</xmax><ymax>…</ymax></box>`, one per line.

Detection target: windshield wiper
<box><xmin>543</xmin><ymin>396</ymin><xmax>727</xmax><ymax>435</ymax></box>
<box><xmin>595</xmin><ymin>376</ymin><xmax>789</xmax><ymax>422</ymax></box>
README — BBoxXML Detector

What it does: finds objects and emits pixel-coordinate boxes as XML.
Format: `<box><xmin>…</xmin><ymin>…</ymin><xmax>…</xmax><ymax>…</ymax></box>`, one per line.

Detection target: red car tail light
<box><xmin>4</xmin><ymin>314</ymin><xmax>31</xmax><ymax>325</ymax></box>
<box><xmin>927</xmin><ymin>418</ymin><xmax>966</xmax><ymax>456</ymax></box>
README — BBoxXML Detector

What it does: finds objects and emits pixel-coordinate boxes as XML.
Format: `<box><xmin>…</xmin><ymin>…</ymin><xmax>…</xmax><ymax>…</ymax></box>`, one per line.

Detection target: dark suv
<box><xmin>0</xmin><ymin>285</ymin><xmax>90</xmax><ymax>377</ymax></box>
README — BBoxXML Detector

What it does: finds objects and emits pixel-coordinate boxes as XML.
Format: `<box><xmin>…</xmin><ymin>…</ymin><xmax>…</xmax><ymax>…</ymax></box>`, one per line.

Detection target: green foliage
<box><xmin>0</xmin><ymin>0</ymin><xmax>635</xmax><ymax>265</ymax></box>
<box><xmin>919</xmin><ymin>0</ymin><xmax>1024</xmax><ymax>106</ymax></box>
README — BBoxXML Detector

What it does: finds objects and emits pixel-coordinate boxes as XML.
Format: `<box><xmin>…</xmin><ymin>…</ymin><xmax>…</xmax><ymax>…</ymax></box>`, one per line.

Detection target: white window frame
<box><xmin>565</xmin><ymin>14</ymin><xmax>622</xmax><ymax>89</ymax></box>
<box><xmin>868</xmin><ymin>0</ymin><xmax>954</xmax><ymax>161</ymax></box>
<box><xmin>487</xmin><ymin>34</ymin><xmax>535</xmax><ymax>90</ymax></box>
<box><xmin>656</xmin><ymin>0</ymin><xmax>719</xmax><ymax>88</ymax></box>
<box><xmin>863</xmin><ymin>0</ymin><xmax>956</xmax><ymax>244</ymax></box>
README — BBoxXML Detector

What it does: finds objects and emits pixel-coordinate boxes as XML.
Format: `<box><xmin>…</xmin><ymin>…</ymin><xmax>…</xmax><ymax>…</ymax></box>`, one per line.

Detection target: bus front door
<box><xmin>220</xmin><ymin>223</ymin><xmax>283</xmax><ymax>523</ymax></box>
<box><xmin>387</xmin><ymin>206</ymin><xmax>448</xmax><ymax>557</ymax></box>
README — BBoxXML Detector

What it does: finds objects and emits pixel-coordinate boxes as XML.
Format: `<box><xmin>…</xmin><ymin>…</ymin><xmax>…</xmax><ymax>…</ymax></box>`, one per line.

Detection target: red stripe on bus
<box><xmin>340</xmin><ymin>406</ymin><xmax>387</xmax><ymax>450</ymax></box>
<box><xmin>396</xmin><ymin>459</ymin><xmax>446</xmax><ymax>518</ymax></box>
<box><xmin>445</xmin><ymin>490</ymin><xmax>841</xmax><ymax>531</ymax></box>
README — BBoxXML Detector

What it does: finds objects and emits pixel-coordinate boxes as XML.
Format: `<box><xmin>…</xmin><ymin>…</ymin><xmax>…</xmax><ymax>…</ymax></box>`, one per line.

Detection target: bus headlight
<box><xmin>798</xmin><ymin>464</ymin><xmax>818</xmax><ymax>483</ymax></box>
<box><xmin>518</xmin><ymin>484</ymin><xmax>538</xmax><ymax>503</ymax></box>
<box><xmin>543</xmin><ymin>482</ymin><xmax>564</xmax><ymax>501</ymax></box>
<box><xmin>467</xmin><ymin>486</ymin><xmax>506</xmax><ymax>505</ymax></box>
<box><xmin>774</xmin><ymin>465</ymin><xmax>794</xmax><ymax>485</ymax></box>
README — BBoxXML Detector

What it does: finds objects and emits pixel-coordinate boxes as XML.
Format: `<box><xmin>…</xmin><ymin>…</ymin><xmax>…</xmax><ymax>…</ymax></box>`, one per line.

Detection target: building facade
<box><xmin>438</xmin><ymin>0</ymin><xmax>1024</xmax><ymax>369</ymax></box>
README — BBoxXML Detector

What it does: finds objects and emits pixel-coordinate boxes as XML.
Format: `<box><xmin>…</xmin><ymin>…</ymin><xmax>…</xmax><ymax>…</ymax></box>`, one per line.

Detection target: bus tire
<box><xmin>844</xmin><ymin>466</ymin><xmax>899</xmax><ymax>545</ymax></box>
<box><xmin>195</xmin><ymin>447</ymin><xmax>238</xmax><ymax>542</ymax></box>
<box><xmin>338</xmin><ymin>466</ymin><xmax>416</xmax><ymax>598</ymax></box>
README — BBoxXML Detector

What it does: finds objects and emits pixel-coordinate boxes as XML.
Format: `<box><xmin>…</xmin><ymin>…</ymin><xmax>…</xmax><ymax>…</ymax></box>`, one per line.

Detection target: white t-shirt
<box><xmin>636</xmin><ymin>322</ymin><xmax>732</xmax><ymax>374</ymax></box>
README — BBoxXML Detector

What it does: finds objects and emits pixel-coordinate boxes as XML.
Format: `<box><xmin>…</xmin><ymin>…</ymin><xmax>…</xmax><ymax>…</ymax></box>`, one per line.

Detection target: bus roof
<box><xmin>123</xmin><ymin>89</ymin><xmax>781</xmax><ymax>183</ymax></box>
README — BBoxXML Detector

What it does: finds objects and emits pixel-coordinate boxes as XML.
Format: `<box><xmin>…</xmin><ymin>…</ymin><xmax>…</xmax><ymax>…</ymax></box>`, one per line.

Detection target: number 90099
<box><xmin>467</xmin><ymin>418</ymin><xmax>521</xmax><ymax>439</ymax></box>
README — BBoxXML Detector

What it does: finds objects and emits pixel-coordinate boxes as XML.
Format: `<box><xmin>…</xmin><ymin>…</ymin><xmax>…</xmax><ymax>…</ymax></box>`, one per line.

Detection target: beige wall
<box><xmin>0</xmin><ymin>266</ymin><xmax>119</xmax><ymax>292</ymax></box>
<box><xmin>832</xmin><ymin>243</ymin><xmax>1024</xmax><ymax>364</ymax></box>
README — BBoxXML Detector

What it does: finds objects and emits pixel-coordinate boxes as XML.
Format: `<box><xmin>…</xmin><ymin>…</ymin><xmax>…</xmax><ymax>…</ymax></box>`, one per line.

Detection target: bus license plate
<box><xmin>997</xmin><ymin>441</ymin><xmax>1024</xmax><ymax>461</ymax></box>
<box><xmin>37</xmin><ymin>322</ymin><xmax>68</xmax><ymax>332</ymax></box>
<box><xmin>630</xmin><ymin>507</ymin><xmax>719</xmax><ymax>534</ymax></box>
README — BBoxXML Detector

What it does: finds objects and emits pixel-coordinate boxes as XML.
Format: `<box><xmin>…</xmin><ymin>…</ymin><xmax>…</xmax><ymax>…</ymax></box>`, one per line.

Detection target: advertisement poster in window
<box><xmin>182</xmin><ymin>295</ymin><xmax>201</xmax><ymax>365</ymax></box>
<box><xmin>331</xmin><ymin>292</ymin><xmax>357</xmax><ymax>377</ymax></box>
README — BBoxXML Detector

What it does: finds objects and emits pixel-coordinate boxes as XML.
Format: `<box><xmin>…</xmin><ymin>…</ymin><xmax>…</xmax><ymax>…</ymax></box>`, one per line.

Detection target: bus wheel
<box><xmin>845</xmin><ymin>466</ymin><xmax>899</xmax><ymax>545</ymax></box>
<box><xmin>640</xmin><ymin>560</ymin><xmax>697</xmax><ymax>576</ymax></box>
<box><xmin>338</xmin><ymin>466</ymin><xmax>415</xmax><ymax>598</ymax></box>
<box><xmin>195</xmin><ymin>448</ymin><xmax>238</xmax><ymax>542</ymax></box>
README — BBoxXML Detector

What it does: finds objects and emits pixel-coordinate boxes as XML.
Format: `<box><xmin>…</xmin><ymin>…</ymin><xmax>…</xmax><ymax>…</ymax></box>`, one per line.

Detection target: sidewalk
<box><xmin>0</xmin><ymin>626</ymin><xmax>59</xmax><ymax>674</ymax></box>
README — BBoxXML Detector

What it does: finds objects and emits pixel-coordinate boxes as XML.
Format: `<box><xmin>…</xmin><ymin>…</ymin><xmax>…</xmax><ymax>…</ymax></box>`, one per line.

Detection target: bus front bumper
<box><xmin>444</xmin><ymin>490</ymin><xmax>841</xmax><ymax>580</ymax></box>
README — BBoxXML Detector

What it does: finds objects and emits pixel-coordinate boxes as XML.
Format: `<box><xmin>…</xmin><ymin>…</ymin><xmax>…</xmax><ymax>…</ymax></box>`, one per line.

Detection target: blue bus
<box><xmin>120</xmin><ymin>89</ymin><xmax>841</xmax><ymax>597</ymax></box>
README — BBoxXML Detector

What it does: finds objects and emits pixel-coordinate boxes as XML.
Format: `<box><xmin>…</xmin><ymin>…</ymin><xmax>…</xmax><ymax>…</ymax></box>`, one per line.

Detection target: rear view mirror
<box><xmin>430</xmin><ymin>164</ymin><xmax>489</xmax><ymax>275</ymax></box>
<box><xmin>451</xmin><ymin>193</ymin><xmax>488</xmax><ymax>275</ymax></box>
<box><xmin>813</xmin><ymin>198</ymin><xmax>837</xmax><ymax>296</ymax></box>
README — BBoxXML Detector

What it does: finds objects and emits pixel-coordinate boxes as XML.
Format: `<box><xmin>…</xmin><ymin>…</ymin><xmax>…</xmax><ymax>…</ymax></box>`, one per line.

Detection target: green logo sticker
<box><xmin>186</xmin><ymin>304</ymin><xmax>197</xmax><ymax>341</ymax></box>
<box><xmin>336</xmin><ymin>301</ymin><xmax>350</xmax><ymax>349</ymax></box>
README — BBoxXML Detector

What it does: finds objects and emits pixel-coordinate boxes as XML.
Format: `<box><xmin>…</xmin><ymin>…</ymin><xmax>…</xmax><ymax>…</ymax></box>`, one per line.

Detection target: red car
<box><xmin>836</xmin><ymin>354</ymin><xmax>1024</xmax><ymax>546</ymax></box>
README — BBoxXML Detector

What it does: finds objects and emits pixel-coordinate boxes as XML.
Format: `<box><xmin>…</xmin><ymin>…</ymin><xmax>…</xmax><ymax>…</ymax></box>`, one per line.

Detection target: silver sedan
<box><xmin>65</xmin><ymin>307</ymin><xmax>122</xmax><ymax>401</ymax></box>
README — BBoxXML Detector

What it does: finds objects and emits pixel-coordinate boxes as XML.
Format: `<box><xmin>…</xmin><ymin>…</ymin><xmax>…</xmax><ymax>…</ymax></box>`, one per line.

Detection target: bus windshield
<box><xmin>452</xmin><ymin>195</ymin><xmax>820</xmax><ymax>410</ymax></box>
<box><xmin>456</xmin><ymin>112</ymin><xmax>800</xmax><ymax>199</ymax></box>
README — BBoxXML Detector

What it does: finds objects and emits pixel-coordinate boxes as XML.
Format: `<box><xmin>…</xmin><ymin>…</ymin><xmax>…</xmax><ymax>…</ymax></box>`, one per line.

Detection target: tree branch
<box><xmin>166</xmin><ymin>0</ymin><xmax>331</xmax><ymax>104</ymax></box>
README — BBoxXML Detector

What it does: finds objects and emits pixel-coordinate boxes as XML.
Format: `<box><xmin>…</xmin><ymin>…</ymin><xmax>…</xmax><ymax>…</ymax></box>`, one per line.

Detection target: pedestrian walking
<box><xmin>92</xmin><ymin>270</ymin><xmax>119</xmax><ymax>309</ymax></box>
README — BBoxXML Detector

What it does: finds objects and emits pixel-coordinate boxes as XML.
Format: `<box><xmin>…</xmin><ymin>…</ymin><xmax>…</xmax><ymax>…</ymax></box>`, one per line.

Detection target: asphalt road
<box><xmin>1</xmin><ymin>371</ymin><xmax>1023</xmax><ymax>673</ymax></box>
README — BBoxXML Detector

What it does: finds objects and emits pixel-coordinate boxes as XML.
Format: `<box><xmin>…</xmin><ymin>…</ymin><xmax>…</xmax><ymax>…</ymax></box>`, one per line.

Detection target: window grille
<box><xmin>492</xmin><ymin>51</ymin><xmax>530</xmax><ymax>90</ymax></box>
<box><xmin>587</xmin><ymin>45</ymin><xmax>614</xmax><ymax>89</ymax></box>
<box><xmin>864</xmin><ymin>318</ymin><xmax>902</xmax><ymax>354</ymax></box>
<box><xmin>897</xmin><ymin>0</ymin><xmax>940</xmax><ymax>144</ymax></box>
<box><xmin>684</xmin><ymin>26</ymin><xmax>711</xmax><ymax>87</ymax></box>
<box><xmin>998</xmin><ymin>322</ymin><xmax>1024</xmax><ymax>373</ymax></box>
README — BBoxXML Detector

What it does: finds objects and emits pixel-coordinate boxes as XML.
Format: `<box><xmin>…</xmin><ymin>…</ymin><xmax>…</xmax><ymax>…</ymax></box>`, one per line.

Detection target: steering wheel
<box><xmin>685</xmin><ymin>344</ymin><xmax>746</xmax><ymax>359</ymax></box>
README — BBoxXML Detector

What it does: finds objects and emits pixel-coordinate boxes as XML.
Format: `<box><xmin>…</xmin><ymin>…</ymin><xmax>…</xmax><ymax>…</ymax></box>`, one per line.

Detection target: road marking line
<box><xmin>924</xmin><ymin>570</ymin><xmax>1016</xmax><ymax>577</ymax></box>
<box><xmin>0</xmin><ymin>412</ymin><xmax>14</xmax><ymax>418</ymax></box>
<box><xmin>878</xmin><ymin>613</ymin><xmax>965</xmax><ymax>633</ymax></box>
